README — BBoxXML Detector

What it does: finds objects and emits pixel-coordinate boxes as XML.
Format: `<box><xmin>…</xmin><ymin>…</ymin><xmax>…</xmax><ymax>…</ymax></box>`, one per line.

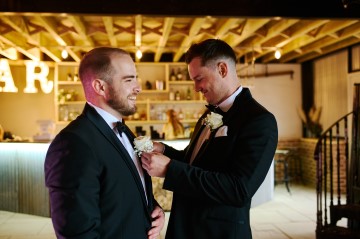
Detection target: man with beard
<box><xmin>44</xmin><ymin>47</ymin><xmax>165</xmax><ymax>239</ymax></box>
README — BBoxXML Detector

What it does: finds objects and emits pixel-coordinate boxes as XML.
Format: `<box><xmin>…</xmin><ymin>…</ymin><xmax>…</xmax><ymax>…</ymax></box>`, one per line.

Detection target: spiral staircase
<box><xmin>314</xmin><ymin>84</ymin><xmax>360</xmax><ymax>238</ymax></box>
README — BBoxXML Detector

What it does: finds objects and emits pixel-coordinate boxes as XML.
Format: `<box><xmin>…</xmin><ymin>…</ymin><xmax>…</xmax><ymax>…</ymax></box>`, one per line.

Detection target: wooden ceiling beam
<box><xmin>67</xmin><ymin>16</ymin><xmax>94</xmax><ymax>47</ymax></box>
<box><xmin>154</xmin><ymin>17</ymin><xmax>174</xmax><ymax>62</ymax></box>
<box><xmin>215</xmin><ymin>18</ymin><xmax>239</xmax><ymax>39</ymax></box>
<box><xmin>237</xmin><ymin>19</ymin><xmax>299</xmax><ymax>59</ymax></box>
<box><xmin>1</xmin><ymin>16</ymin><xmax>62</xmax><ymax>62</ymax></box>
<box><xmin>35</xmin><ymin>16</ymin><xmax>80</xmax><ymax>62</ymax></box>
<box><xmin>0</xmin><ymin>47</ymin><xmax>18</xmax><ymax>60</ymax></box>
<box><xmin>102</xmin><ymin>17</ymin><xmax>117</xmax><ymax>47</ymax></box>
<box><xmin>173</xmin><ymin>17</ymin><xmax>206</xmax><ymax>62</ymax></box>
<box><xmin>279</xmin><ymin>20</ymin><xmax>359</xmax><ymax>62</ymax></box>
<box><xmin>260</xmin><ymin>20</ymin><xmax>330</xmax><ymax>62</ymax></box>
<box><xmin>297</xmin><ymin>37</ymin><xmax>360</xmax><ymax>63</ymax></box>
<box><xmin>227</xmin><ymin>19</ymin><xmax>270</xmax><ymax>48</ymax></box>
<box><xmin>0</xmin><ymin>35</ymin><xmax>39</xmax><ymax>61</ymax></box>
<box><xmin>135</xmin><ymin>15</ymin><xmax>142</xmax><ymax>48</ymax></box>
<box><xmin>281</xmin><ymin>21</ymin><xmax>360</xmax><ymax>62</ymax></box>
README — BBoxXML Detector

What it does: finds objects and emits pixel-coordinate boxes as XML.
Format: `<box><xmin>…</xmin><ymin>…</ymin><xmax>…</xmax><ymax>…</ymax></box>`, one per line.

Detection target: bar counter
<box><xmin>0</xmin><ymin>142</ymin><xmax>50</xmax><ymax>217</ymax></box>
<box><xmin>0</xmin><ymin>140</ymin><xmax>189</xmax><ymax>217</ymax></box>
<box><xmin>0</xmin><ymin>140</ymin><xmax>273</xmax><ymax>217</ymax></box>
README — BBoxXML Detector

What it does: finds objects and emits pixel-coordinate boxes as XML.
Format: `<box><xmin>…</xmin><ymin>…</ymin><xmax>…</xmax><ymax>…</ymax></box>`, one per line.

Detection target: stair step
<box><xmin>317</xmin><ymin>225</ymin><xmax>360</xmax><ymax>239</ymax></box>
<box><xmin>330</xmin><ymin>204</ymin><xmax>360</xmax><ymax>223</ymax></box>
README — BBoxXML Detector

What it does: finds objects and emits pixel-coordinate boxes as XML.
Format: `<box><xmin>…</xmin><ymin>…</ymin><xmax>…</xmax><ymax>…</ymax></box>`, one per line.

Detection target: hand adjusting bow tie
<box><xmin>205</xmin><ymin>104</ymin><xmax>225</xmax><ymax>115</ymax></box>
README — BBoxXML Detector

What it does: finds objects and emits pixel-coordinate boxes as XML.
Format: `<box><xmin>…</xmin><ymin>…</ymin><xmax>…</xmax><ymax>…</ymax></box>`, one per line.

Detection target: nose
<box><xmin>194</xmin><ymin>83</ymin><xmax>201</xmax><ymax>93</ymax></box>
<box><xmin>134</xmin><ymin>80</ymin><xmax>141</xmax><ymax>93</ymax></box>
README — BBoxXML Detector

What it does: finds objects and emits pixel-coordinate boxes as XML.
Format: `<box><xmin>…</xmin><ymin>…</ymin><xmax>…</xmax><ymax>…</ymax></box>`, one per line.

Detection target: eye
<box><xmin>124</xmin><ymin>77</ymin><xmax>135</xmax><ymax>82</ymax></box>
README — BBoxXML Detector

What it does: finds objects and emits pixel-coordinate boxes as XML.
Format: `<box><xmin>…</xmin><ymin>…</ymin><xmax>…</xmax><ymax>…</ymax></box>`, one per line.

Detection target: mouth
<box><xmin>128</xmin><ymin>95</ymin><xmax>137</xmax><ymax>103</ymax></box>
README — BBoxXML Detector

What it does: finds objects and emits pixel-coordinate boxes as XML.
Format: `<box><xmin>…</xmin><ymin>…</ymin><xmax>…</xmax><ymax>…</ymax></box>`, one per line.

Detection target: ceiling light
<box><xmin>136</xmin><ymin>49</ymin><xmax>142</xmax><ymax>59</ymax></box>
<box><xmin>274</xmin><ymin>49</ymin><xmax>281</xmax><ymax>60</ymax></box>
<box><xmin>61</xmin><ymin>49</ymin><xmax>68</xmax><ymax>59</ymax></box>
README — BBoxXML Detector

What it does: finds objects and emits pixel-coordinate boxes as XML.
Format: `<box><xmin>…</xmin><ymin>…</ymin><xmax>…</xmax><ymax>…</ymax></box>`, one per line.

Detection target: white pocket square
<box><xmin>215</xmin><ymin>125</ymin><xmax>228</xmax><ymax>137</ymax></box>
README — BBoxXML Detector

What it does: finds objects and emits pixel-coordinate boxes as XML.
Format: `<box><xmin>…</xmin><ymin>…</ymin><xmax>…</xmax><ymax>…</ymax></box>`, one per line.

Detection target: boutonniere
<box><xmin>202</xmin><ymin>112</ymin><xmax>223</xmax><ymax>131</ymax></box>
<box><xmin>133</xmin><ymin>136</ymin><xmax>154</xmax><ymax>157</ymax></box>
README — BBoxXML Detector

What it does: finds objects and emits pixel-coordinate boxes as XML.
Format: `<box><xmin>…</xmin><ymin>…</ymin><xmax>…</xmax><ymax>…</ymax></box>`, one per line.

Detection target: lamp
<box><xmin>136</xmin><ymin>49</ymin><xmax>143</xmax><ymax>60</ymax></box>
<box><xmin>61</xmin><ymin>49</ymin><xmax>68</xmax><ymax>59</ymax></box>
<box><xmin>274</xmin><ymin>49</ymin><xmax>281</xmax><ymax>60</ymax></box>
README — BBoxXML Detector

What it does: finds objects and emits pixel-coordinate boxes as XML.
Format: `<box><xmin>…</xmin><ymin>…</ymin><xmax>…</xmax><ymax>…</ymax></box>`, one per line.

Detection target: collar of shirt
<box><xmin>87</xmin><ymin>102</ymin><xmax>121</xmax><ymax>130</ymax></box>
<box><xmin>217</xmin><ymin>85</ymin><xmax>243</xmax><ymax>113</ymax></box>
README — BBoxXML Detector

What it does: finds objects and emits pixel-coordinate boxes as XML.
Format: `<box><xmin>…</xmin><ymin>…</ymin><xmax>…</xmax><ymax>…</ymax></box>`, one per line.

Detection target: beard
<box><xmin>106</xmin><ymin>85</ymin><xmax>137</xmax><ymax>116</ymax></box>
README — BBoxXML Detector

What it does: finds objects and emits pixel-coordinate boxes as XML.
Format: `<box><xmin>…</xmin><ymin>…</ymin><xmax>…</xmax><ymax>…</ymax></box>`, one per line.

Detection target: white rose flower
<box><xmin>203</xmin><ymin>112</ymin><xmax>223</xmax><ymax>131</ymax></box>
<box><xmin>133</xmin><ymin>136</ymin><xmax>154</xmax><ymax>157</ymax></box>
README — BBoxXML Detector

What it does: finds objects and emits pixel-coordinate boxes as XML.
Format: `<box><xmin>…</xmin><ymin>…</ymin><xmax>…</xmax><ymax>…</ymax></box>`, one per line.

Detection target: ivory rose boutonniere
<box><xmin>203</xmin><ymin>112</ymin><xmax>223</xmax><ymax>131</ymax></box>
<box><xmin>133</xmin><ymin>136</ymin><xmax>154</xmax><ymax>157</ymax></box>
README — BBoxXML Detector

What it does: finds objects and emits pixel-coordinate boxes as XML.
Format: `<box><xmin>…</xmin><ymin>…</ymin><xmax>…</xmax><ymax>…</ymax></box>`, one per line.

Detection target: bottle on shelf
<box><xmin>59</xmin><ymin>105</ymin><xmax>69</xmax><ymax>121</ymax></box>
<box><xmin>73</xmin><ymin>67</ymin><xmax>79</xmax><ymax>82</ymax></box>
<box><xmin>186</xmin><ymin>87</ymin><xmax>192</xmax><ymax>100</ymax></box>
<box><xmin>155</xmin><ymin>80</ymin><xmax>164</xmax><ymax>90</ymax></box>
<box><xmin>175</xmin><ymin>90</ymin><xmax>181</xmax><ymax>101</ymax></box>
<box><xmin>145</xmin><ymin>81</ymin><xmax>152</xmax><ymax>89</ymax></box>
<box><xmin>67</xmin><ymin>73</ymin><xmax>72</xmax><ymax>81</ymax></box>
<box><xmin>170</xmin><ymin>69</ymin><xmax>177</xmax><ymax>81</ymax></box>
<box><xmin>169</xmin><ymin>88</ymin><xmax>175</xmax><ymax>101</ymax></box>
<box><xmin>150</xmin><ymin>106</ymin><xmax>156</xmax><ymax>120</ymax></box>
<box><xmin>176</xmin><ymin>68</ymin><xmax>183</xmax><ymax>81</ymax></box>
<box><xmin>178</xmin><ymin>108</ymin><xmax>184</xmax><ymax>120</ymax></box>
<box><xmin>73</xmin><ymin>73</ymin><xmax>79</xmax><ymax>82</ymax></box>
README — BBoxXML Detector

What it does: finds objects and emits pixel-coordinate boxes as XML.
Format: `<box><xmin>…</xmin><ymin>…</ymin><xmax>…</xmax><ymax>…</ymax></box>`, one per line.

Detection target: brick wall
<box><xmin>277</xmin><ymin>138</ymin><xmax>348</xmax><ymax>193</ymax></box>
<box><xmin>275</xmin><ymin>139</ymin><xmax>302</xmax><ymax>185</ymax></box>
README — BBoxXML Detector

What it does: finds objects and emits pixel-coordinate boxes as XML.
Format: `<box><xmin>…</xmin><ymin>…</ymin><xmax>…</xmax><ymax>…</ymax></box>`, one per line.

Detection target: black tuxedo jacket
<box><xmin>162</xmin><ymin>88</ymin><xmax>278</xmax><ymax>239</ymax></box>
<box><xmin>45</xmin><ymin>103</ymin><xmax>156</xmax><ymax>239</ymax></box>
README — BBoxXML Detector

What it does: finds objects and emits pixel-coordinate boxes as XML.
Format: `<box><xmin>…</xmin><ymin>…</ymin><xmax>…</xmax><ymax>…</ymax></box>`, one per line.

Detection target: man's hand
<box><xmin>148</xmin><ymin>206</ymin><xmax>166</xmax><ymax>239</ymax></box>
<box><xmin>141</xmin><ymin>152</ymin><xmax>170</xmax><ymax>177</ymax></box>
<box><xmin>152</xmin><ymin>141</ymin><xmax>165</xmax><ymax>153</ymax></box>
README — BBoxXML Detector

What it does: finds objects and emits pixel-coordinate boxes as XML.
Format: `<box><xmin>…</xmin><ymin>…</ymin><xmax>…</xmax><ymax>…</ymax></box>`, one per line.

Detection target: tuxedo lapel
<box><xmin>222</xmin><ymin>88</ymin><xmax>251</xmax><ymax>124</ymax></box>
<box><xmin>184</xmin><ymin>113</ymin><xmax>207</xmax><ymax>162</ymax></box>
<box><xmin>191</xmin><ymin>89</ymin><xmax>251</xmax><ymax>165</ymax></box>
<box><xmin>83</xmin><ymin>104</ymin><xmax>150</xmax><ymax>211</ymax></box>
<box><xmin>191</xmin><ymin>125</ymin><xmax>219</xmax><ymax>165</ymax></box>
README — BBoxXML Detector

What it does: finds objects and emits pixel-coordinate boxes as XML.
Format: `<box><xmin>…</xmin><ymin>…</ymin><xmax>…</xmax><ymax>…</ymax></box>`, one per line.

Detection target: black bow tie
<box><xmin>116</xmin><ymin>121</ymin><xmax>136</xmax><ymax>146</ymax></box>
<box><xmin>205</xmin><ymin>104</ymin><xmax>225</xmax><ymax>115</ymax></box>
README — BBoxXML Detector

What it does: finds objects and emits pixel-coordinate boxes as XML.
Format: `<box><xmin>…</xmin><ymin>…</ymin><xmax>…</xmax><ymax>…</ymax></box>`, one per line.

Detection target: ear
<box><xmin>92</xmin><ymin>79</ymin><xmax>106</xmax><ymax>96</ymax></box>
<box><xmin>217</xmin><ymin>62</ymin><xmax>228</xmax><ymax>78</ymax></box>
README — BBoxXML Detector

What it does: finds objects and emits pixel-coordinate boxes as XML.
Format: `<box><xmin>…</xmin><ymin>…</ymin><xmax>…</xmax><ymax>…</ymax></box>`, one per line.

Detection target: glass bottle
<box><xmin>186</xmin><ymin>87</ymin><xmax>191</xmax><ymax>100</ymax></box>
<box><xmin>67</xmin><ymin>73</ymin><xmax>72</xmax><ymax>81</ymax></box>
<box><xmin>73</xmin><ymin>73</ymin><xmax>79</xmax><ymax>82</ymax></box>
<box><xmin>170</xmin><ymin>69</ymin><xmax>177</xmax><ymax>81</ymax></box>
<box><xmin>176</xmin><ymin>68</ymin><xmax>183</xmax><ymax>81</ymax></box>
<box><xmin>175</xmin><ymin>90</ymin><xmax>181</xmax><ymax>101</ymax></box>
<box><xmin>169</xmin><ymin>88</ymin><xmax>175</xmax><ymax>101</ymax></box>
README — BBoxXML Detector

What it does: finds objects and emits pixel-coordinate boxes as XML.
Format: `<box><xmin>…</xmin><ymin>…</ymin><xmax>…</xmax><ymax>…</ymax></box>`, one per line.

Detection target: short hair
<box><xmin>184</xmin><ymin>39</ymin><xmax>237</xmax><ymax>66</ymax></box>
<box><xmin>79</xmin><ymin>47</ymin><xmax>130</xmax><ymax>84</ymax></box>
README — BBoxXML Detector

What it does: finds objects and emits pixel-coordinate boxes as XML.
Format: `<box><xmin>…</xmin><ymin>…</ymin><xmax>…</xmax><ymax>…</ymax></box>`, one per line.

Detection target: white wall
<box><xmin>238</xmin><ymin>63</ymin><xmax>302</xmax><ymax>140</ymax></box>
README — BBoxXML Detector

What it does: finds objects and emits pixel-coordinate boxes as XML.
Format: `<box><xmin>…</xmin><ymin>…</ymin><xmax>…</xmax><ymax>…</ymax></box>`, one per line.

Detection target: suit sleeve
<box><xmin>45</xmin><ymin>132</ymin><xmax>101</xmax><ymax>238</ymax></box>
<box><xmin>163</xmin><ymin>143</ymin><xmax>187</xmax><ymax>162</ymax></box>
<box><xmin>163</xmin><ymin>112</ymin><xmax>278</xmax><ymax>207</ymax></box>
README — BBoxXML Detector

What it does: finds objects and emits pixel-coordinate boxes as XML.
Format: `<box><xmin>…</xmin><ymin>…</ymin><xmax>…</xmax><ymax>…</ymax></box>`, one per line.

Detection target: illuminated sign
<box><xmin>0</xmin><ymin>59</ymin><xmax>53</xmax><ymax>94</ymax></box>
